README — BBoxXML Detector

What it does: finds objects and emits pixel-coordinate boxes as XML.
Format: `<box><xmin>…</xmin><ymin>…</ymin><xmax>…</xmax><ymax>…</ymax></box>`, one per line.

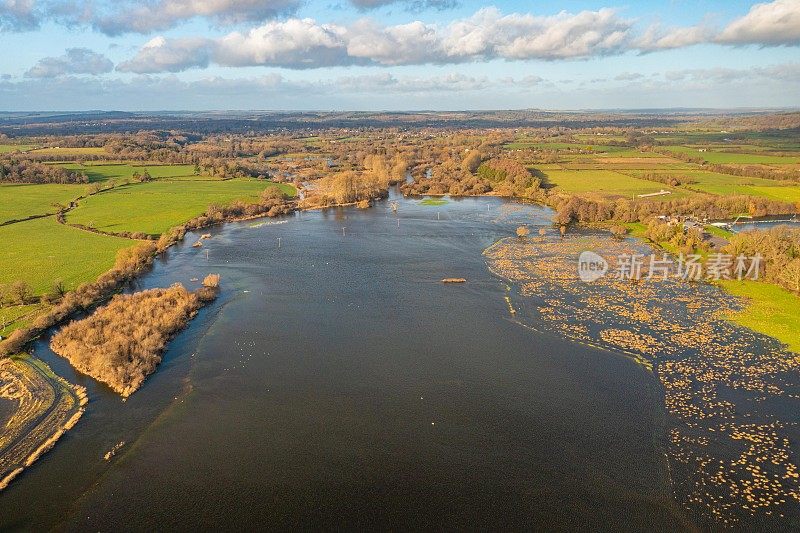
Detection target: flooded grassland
<box><xmin>0</xmin><ymin>354</ymin><xmax>87</xmax><ymax>490</ymax></box>
<box><xmin>485</xmin><ymin>233</ymin><xmax>800</xmax><ymax>529</ymax></box>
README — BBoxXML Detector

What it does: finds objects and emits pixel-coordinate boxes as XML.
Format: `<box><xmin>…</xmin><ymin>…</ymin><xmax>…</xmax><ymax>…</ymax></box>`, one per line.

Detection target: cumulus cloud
<box><xmin>91</xmin><ymin>0</ymin><xmax>301</xmax><ymax>36</ymax></box>
<box><xmin>635</xmin><ymin>23</ymin><xmax>714</xmax><ymax>51</ymax></box>
<box><xmin>0</xmin><ymin>0</ymin><xmax>302</xmax><ymax>34</ymax></box>
<box><xmin>443</xmin><ymin>7</ymin><xmax>631</xmax><ymax>60</ymax></box>
<box><xmin>717</xmin><ymin>0</ymin><xmax>800</xmax><ymax>45</ymax></box>
<box><xmin>215</xmin><ymin>18</ymin><xmax>352</xmax><ymax>68</ymax></box>
<box><xmin>0</xmin><ymin>0</ymin><xmax>38</xmax><ymax>30</ymax></box>
<box><xmin>117</xmin><ymin>36</ymin><xmax>213</xmax><ymax>73</ymax></box>
<box><xmin>119</xmin><ymin>7</ymin><xmax>641</xmax><ymax>72</ymax></box>
<box><xmin>25</xmin><ymin>47</ymin><xmax>113</xmax><ymax>78</ymax></box>
<box><xmin>346</xmin><ymin>19</ymin><xmax>443</xmax><ymax>64</ymax></box>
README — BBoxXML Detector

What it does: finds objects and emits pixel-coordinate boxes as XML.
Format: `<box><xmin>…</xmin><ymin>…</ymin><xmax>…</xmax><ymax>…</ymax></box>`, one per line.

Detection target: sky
<box><xmin>0</xmin><ymin>0</ymin><xmax>799</xmax><ymax>111</ymax></box>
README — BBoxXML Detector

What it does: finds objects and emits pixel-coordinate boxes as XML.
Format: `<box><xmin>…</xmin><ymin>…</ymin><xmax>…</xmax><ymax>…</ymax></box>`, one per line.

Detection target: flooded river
<box><xmin>0</xmin><ymin>194</ymin><xmax>733</xmax><ymax>530</ymax></box>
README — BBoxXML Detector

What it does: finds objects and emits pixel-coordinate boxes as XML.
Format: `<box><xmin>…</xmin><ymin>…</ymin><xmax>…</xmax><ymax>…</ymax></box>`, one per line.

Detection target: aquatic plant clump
<box><xmin>484</xmin><ymin>234</ymin><xmax>800</xmax><ymax>527</ymax></box>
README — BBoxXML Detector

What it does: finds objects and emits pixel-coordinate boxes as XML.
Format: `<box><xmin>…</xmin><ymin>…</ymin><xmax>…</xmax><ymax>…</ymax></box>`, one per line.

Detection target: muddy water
<box><xmin>0</xmin><ymin>195</ymin><xmax>686</xmax><ymax>530</ymax></box>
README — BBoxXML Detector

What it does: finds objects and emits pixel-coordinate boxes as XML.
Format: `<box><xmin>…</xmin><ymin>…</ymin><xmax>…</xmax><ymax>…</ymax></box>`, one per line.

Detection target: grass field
<box><xmin>0</xmin><ymin>144</ymin><xmax>37</xmax><ymax>153</ymax></box>
<box><xmin>67</xmin><ymin>178</ymin><xmax>295</xmax><ymax>234</ymax></box>
<box><xmin>719</xmin><ymin>280</ymin><xmax>800</xmax><ymax>353</ymax></box>
<box><xmin>542</xmin><ymin>169</ymin><xmax>686</xmax><ymax>199</ymax></box>
<box><xmin>420</xmin><ymin>198</ymin><xmax>448</xmax><ymax>205</ymax></box>
<box><xmin>663</xmin><ymin>146</ymin><xmax>800</xmax><ymax>165</ymax></box>
<box><xmin>59</xmin><ymin>163</ymin><xmax>201</xmax><ymax>183</ymax></box>
<box><xmin>626</xmin><ymin>169</ymin><xmax>800</xmax><ymax>203</ymax></box>
<box><xmin>0</xmin><ymin>304</ymin><xmax>43</xmax><ymax>337</ymax></box>
<box><xmin>0</xmin><ymin>216</ymin><xmax>133</xmax><ymax>295</ymax></box>
<box><xmin>0</xmin><ymin>183</ymin><xmax>88</xmax><ymax>224</ymax></box>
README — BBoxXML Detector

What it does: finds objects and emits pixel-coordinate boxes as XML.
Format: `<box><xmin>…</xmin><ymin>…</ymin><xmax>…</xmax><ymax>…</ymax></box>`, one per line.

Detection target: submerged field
<box><xmin>66</xmin><ymin>179</ymin><xmax>295</xmax><ymax>235</ymax></box>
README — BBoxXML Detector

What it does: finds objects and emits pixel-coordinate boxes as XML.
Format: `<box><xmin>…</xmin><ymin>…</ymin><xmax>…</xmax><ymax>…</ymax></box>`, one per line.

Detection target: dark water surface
<box><xmin>0</xmin><ymin>195</ymin><xmax>688</xmax><ymax>530</ymax></box>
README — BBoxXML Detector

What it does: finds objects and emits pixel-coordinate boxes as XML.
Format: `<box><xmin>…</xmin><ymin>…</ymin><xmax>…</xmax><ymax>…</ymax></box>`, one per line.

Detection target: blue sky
<box><xmin>0</xmin><ymin>0</ymin><xmax>798</xmax><ymax>110</ymax></box>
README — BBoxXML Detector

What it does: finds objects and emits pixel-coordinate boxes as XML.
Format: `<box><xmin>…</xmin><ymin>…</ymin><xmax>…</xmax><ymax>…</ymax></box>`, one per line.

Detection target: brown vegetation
<box><xmin>724</xmin><ymin>226</ymin><xmax>800</xmax><ymax>293</ymax></box>
<box><xmin>50</xmin><ymin>283</ymin><xmax>216</xmax><ymax>397</ymax></box>
<box><xmin>552</xmin><ymin>194</ymin><xmax>795</xmax><ymax>226</ymax></box>
<box><xmin>0</xmin><ymin>160</ymin><xmax>87</xmax><ymax>184</ymax></box>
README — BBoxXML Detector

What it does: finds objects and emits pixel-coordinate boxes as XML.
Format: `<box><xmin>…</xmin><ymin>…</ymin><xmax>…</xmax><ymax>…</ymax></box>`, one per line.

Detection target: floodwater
<box><xmin>0</xmin><ymin>194</ymin><xmax>688</xmax><ymax>530</ymax></box>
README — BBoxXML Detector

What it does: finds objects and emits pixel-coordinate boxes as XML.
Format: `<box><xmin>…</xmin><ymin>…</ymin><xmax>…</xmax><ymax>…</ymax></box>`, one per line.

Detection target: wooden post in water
<box><xmin>277</xmin><ymin>237</ymin><xmax>282</xmax><ymax>248</ymax></box>
<box><xmin>205</xmin><ymin>249</ymin><xmax>209</xmax><ymax>261</ymax></box>
<box><xmin>342</xmin><ymin>227</ymin><xmax>346</xmax><ymax>236</ymax></box>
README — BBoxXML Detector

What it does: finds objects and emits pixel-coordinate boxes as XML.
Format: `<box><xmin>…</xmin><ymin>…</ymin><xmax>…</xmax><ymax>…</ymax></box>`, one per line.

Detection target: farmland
<box><xmin>0</xmin><ymin>145</ymin><xmax>36</xmax><ymax>153</ymax></box>
<box><xmin>662</xmin><ymin>145</ymin><xmax>800</xmax><ymax>165</ymax></box>
<box><xmin>540</xmin><ymin>169</ymin><xmax>684</xmax><ymax>199</ymax></box>
<box><xmin>719</xmin><ymin>280</ymin><xmax>800</xmax><ymax>353</ymax></box>
<box><xmin>0</xmin><ymin>183</ymin><xmax>88</xmax><ymax>224</ymax></box>
<box><xmin>0</xmin><ymin>216</ymin><xmax>133</xmax><ymax>295</ymax></box>
<box><xmin>626</xmin><ymin>169</ymin><xmax>800</xmax><ymax>203</ymax></box>
<box><xmin>57</xmin><ymin>163</ymin><xmax>201</xmax><ymax>183</ymax></box>
<box><xmin>66</xmin><ymin>179</ymin><xmax>296</xmax><ymax>235</ymax></box>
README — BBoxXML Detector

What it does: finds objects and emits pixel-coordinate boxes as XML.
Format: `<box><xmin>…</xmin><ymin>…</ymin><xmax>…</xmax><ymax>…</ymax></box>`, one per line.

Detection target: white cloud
<box><xmin>117</xmin><ymin>36</ymin><xmax>214</xmax><ymax>73</ymax></box>
<box><xmin>443</xmin><ymin>7</ymin><xmax>632</xmax><ymax>60</ymax></box>
<box><xmin>0</xmin><ymin>0</ymin><xmax>38</xmax><ymax>30</ymax></box>
<box><xmin>92</xmin><ymin>0</ymin><xmax>301</xmax><ymax>35</ymax></box>
<box><xmin>25</xmin><ymin>47</ymin><xmax>113</xmax><ymax>77</ymax></box>
<box><xmin>215</xmin><ymin>18</ymin><xmax>352</xmax><ymax>68</ymax></box>
<box><xmin>346</xmin><ymin>19</ymin><xmax>444</xmax><ymax>64</ymax></box>
<box><xmin>119</xmin><ymin>7</ymin><xmax>642</xmax><ymax>72</ymax></box>
<box><xmin>717</xmin><ymin>0</ymin><xmax>800</xmax><ymax>45</ymax></box>
<box><xmin>635</xmin><ymin>23</ymin><xmax>714</xmax><ymax>51</ymax></box>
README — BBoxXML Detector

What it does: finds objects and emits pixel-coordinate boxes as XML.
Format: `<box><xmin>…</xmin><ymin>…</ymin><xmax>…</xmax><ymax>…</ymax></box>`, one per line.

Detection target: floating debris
<box><xmin>103</xmin><ymin>441</ymin><xmax>125</xmax><ymax>461</ymax></box>
<box><xmin>441</xmin><ymin>278</ymin><xmax>466</xmax><ymax>283</ymax></box>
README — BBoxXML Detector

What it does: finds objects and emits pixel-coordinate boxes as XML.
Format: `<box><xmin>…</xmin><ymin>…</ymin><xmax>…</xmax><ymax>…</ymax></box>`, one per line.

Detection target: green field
<box><xmin>719</xmin><ymin>280</ymin><xmax>800</xmax><ymax>353</ymax></box>
<box><xmin>59</xmin><ymin>163</ymin><xmax>201</xmax><ymax>183</ymax></box>
<box><xmin>683</xmin><ymin>173</ymin><xmax>800</xmax><ymax>203</ymax></box>
<box><xmin>420</xmin><ymin>198</ymin><xmax>448</xmax><ymax>206</ymax></box>
<box><xmin>0</xmin><ymin>144</ymin><xmax>37</xmax><ymax>153</ymax></box>
<box><xmin>67</xmin><ymin>179</ymin><xmax>295</xmax><ymax>234</ymax></box>
<box><xmin>542</xmin><ymin>169</ymin><xmax>685</xmax><ymax>199</ymax></box>
<box><xmin>0</xmin><ymin>216</ymin><xmax>134</xmax><ymax>295</ymax></box>
<box><xmin>0</xmin><ymin>303</ymin><xmax>43</xmax><ymax>337</ymax></box>
<box><xmin>627</xmin><ymin>169</ymin><xmax>800</xmax><ymax>203</ymax></box>
<box><xmin>0</xmin><ymin>183</ymin><xmax>88</xmax><ymax>224</ymax></box>
<box><xmin>663</xmin><ymin>146</ymin><xmax>800</xmax><ymax>165</ymax></box>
